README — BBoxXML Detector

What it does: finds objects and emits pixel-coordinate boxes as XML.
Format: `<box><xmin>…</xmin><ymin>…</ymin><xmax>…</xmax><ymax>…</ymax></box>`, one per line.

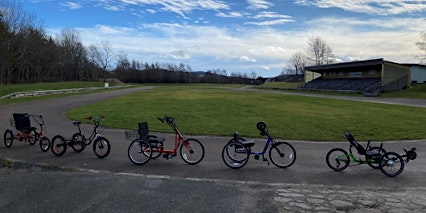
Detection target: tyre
<box><xmin>28</xmin><ymin>130</ymin><xmax>37</xmax><ymax>145</ymax></box>
<box><xmin>180</xmin><ymin>138</ymin><xmax>205</xmax><ymax>165</ymax></box>
<box><xmin>379</xmin><ymin>152</ymin><xmax>404</xmax><ymax>177</ymax></box>
<box><xmin>222</xmin><ymin>141</ymin><xmax>249</xmax><ymax>169</ymax></box>
<box><xmin>4</xmin><ymin>130</ymin><xmax>14</xmax><ymax>148</ymax></box>
<box><xmin>366</xmin><ymin>146</ymin><xmax>386</xmax><ymax>169</ymax></box>
<box><xmin>128</xmin><ymin>139</ymin><xmax>152</xmax><ymax>165</ymax></box>
<box><xmin>39</xmin><ymin>137</ymin><xmax>51</xmax><ymax>152</ymax></box>
<box><xmin>269</xmin><ymin>142</ymin><xmax>296</xmax><ymax>168</ymax></box>
<box><xmin>71</xmin><ymin>133</ymin><xmax>86</xmax><ymax>153</ymax></box>
<box><xmin>51</xmin><ymin>135</ymin><xmax>67</xmax><ymax>156</ymax></box>
<box><xmin>93</xmin><ymin>137</ymin><xmax>111</xmax><ymax>158</ymax></box>
<box><xmin>326</xmin><ymin>148</ymin><xmax>350</xmax><ymax>171</ymax></box>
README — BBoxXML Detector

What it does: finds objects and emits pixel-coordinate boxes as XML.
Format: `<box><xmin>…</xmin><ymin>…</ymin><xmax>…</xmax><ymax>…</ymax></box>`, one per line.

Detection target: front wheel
<box><xmin>180</xmin><ymin>138</ymin><xmax>205</xmax><ymax>165</ymax></box>
<box><xmin>3</xmin><ymin>130</ymin><xmax>14</xmax><ymax>148</ymax></box>
<box><xmin>128</xmin><ymin>139</ymin><xmax>152</xmax><ymax>165</ymax></box>
<box><xmin>27</xmin><ymin>130</ymin><xmax>38</xmax><ymax>145</ymax></box>
<box><xmin>379</xmin><ymin>152</ymin><xmax>404</xmax><ymax>177</ymax></box>
<box><xmin>222</xmin><ymin>141</ymin><xmax>249</xmax><ymax>169</ymax></box>
<box><xmin>326</xmin><ymin>148</ymin><xmax>350</xmax><ymax>171</ymax></box>
<box><xmin>269</xmin><ymin>142</ymin><xmax>296</xmax><ymax>168</ymax></box>
<box><xmin>51</xmin><ymin>135</ymin><xmax>67</xmax><ymax>156</ymax></box>
<box><xmin>39</xmin><ymin>137</ymin><xmax>51</xmax><ymax>152</ymax></box>
<box><xmin>93</xmin><ymin>137</ymin><xmax>111</xmax><ymax>158</ymax></box>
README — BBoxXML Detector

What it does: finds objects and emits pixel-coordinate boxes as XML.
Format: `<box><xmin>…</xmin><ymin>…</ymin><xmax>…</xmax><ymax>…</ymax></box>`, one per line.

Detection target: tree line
<box><xmin>0</xmin><ymin>0</ymin><xmax>256</xmax><ymax>85</ymax></box>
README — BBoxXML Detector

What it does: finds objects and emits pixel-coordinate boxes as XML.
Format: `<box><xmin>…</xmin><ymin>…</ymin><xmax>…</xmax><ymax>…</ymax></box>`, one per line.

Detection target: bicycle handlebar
<box><xmin>157</xmin><ymin>115</ymin><xmax>174</xmax><ymax>124</ymax></box>
<box><xmin>84</xmin><ymin>116</ymin><xmax>106</xmax><ymax>120</ymax></box>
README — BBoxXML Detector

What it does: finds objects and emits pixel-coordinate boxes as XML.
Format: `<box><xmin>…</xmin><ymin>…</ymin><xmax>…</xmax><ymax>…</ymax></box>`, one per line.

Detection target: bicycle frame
<box><xmin>74</xmin><ymin>116</ymin><xmax>104</xmax><ymax>145</ymax></box>
<box><xmin>152</xmin><ymin>119</ymin><xmax>187</xmax><ymax>155</ymax></box>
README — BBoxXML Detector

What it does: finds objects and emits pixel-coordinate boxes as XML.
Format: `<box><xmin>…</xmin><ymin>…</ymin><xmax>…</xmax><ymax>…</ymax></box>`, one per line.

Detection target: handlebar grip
<box><xmin>84</xmin><ymin>116</ymin><xmax>93</xmax><ymax>120</ymax></box>
<box><xmin>157</xmin><ymin>117</ymin><xmax>165</xmax><ymax>123</ymax></box>
<box><xmin>100</xmin><ymin>116</ymin><xmax>106</xmax><ymax>119</ymax></box>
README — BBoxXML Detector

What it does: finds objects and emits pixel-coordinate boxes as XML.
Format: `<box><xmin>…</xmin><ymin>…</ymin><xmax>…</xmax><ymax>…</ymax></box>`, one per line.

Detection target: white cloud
<box><xmin>294</xmin><ymin>0</ymin><xmax>426</xmax><ymax>15</ymax></box>
<box><xmin>247</xmin><ymin>0</ymin><xmax>274</xmax><ymax>10</ymax></box>
<box><xmin>240</xmin><ymin>56</ymin><xmax>257</xmax><ymax>62</ymax></box>
<box><xmin>94</xmin><ymin>0</ymin><xmax>230</xmax><ymax>17</ymax></box>
<box><xmin>60</xmin><ymin>1</ymin><xmax>82</xmax><ymax>10</ymax></box>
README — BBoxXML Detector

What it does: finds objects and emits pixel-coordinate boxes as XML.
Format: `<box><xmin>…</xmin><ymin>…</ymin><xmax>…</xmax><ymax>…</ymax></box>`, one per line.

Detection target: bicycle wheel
<box><xmin>366</xmin><ymin>146</ymin><xmax>386</xmax><ymax>169</ymax></box>
<box><xmin>39</xmin><ymin>137</ymin><xmax>51</xmax><ymax>152</ymax></box>
<box><xmin>71</xmin><ymin>133</ymin><xmax>86</xmax><ymax>153</ymax></box>
<box><xmin>93</xmin><ymin>137</ymin><xmax>111</xmax><ymax>158</ymax></box>
<box><xmin>222</xmin><ymin>141</ymin><xmax>249</xmax><ymax>169</ymax></box>
<box><xmin>379</xmin><ymin>152</ymin><xmax>404</xmax><ymax>177</ymax></box>
<box><xmin>326</xmin><ymin>148</ymin><xmax>350</xmax><ymax>171</ymax></box>
<box><xmin>128</xmin><ymin>139</ymin><xmax>152</xmax><ymax>165</ymax></box>
<box><xmin>28</xmin><ymin>130</ymin><xmax>37</xmax><ymax>145</ymax></box>
<box><xmin>269</xmin><ymin>142</ymin><xmax>296</xmax><ymax>168</ymax></box>
<box><xmin>3</xmin><ymin>130</ymin><xmax>14</xmax><ymax>148</ymax></box>
<box><xmin>180</xmin><ymin>138</ymin><xmax>205</xmax><ymax>165</ymax></box>
<box><xmin>51</xmin><ymin>135</ymin><xmax>67</xmax><ymax>156</ymax></box>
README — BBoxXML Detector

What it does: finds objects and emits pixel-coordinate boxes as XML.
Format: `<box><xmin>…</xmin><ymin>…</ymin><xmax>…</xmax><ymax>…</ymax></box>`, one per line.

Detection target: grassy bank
<box><xmin>65</xmin><ymin>84</ymin><xmax>426</xmax><ymax>141</ymax></box>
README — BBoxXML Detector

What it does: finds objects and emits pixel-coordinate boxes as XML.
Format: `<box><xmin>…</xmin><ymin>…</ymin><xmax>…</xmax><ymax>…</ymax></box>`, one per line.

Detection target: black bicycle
<box><xmin>222</xmin><ymin>122</ymin><xmax>296</xmax><ymax>169</ymax></box>
<box><xmin>51</xmin><ymin>116</ymin><xmax>111</xmax><ymax>158</ymax></box>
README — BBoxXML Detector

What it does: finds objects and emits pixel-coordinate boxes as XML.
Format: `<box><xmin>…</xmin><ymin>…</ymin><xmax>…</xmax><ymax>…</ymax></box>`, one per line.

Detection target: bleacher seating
<box><xmin>305</xmin><ymin>78</ymin><xmax>381</xmax><ymax>92</ymax></box>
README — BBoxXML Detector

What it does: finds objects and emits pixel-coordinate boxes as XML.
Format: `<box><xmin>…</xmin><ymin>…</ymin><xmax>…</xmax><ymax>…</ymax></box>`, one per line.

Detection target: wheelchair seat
<box><xmin>13</xmin><ymin>113</ymin><xmax>36</xmax><ymax>132</ymax></box>
<box><xmin>138</xmin><ymin>122</ymin><xmax>165</xmax><ymax>145</ymax></box>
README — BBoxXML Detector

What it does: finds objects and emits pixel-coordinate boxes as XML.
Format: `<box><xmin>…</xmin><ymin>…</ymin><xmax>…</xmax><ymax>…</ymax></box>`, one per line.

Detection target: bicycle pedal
<box><xmin>162</xmin><ymin>154</ymin><xmax>169</xmax><ymax>159</ymax></box>
<box><xmin>254</xmin><ymin>155</ymin><xmax>260</xmax><ymax>160</ymax></box>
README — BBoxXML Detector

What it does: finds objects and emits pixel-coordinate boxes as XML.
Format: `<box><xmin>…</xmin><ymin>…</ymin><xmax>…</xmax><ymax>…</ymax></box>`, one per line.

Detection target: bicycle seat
<box><xmin>242</xmin><ymin>140</ymin><xmax>255</xmax><ymax>147</ymax></box>
<box><xmin>344</xmin><ymin>132</ymin><xmax>366</xmax><ymax>155</ymax></box>
<box><xmin>73</xmin><ymin>121</ymin><xmax>82</xmax><ymax>126</ymax></box>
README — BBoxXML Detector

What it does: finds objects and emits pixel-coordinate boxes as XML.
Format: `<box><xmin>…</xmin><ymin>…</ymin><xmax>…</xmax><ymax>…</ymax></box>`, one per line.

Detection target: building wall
<box><xmin>382</xmin><ymin>62</ymin><xmax>410</xmax><ymax>91</ymax></box>
<box><xmin>411</xmin><ymin>65</ymin><xmax>426</xmax><ymax>83</ymax></box>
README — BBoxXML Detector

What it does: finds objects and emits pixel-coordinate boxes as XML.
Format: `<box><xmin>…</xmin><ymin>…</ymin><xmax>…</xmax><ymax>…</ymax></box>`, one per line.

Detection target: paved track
<box><xmin>1</xmin><ymin>87</ymin><xmax>425</xmax><ymax>212</ymax></box>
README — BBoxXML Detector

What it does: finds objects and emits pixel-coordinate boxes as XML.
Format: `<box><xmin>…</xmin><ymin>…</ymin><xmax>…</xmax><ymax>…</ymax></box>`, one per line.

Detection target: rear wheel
<box><xmin>71</xmin><ymin>133</ymin><xmax>86</xmax><ymax>153</ymax></box>
<box><xmin>222</xmin><ymin>141</ymin><xmax>249</xmax><ymax>169</ymax></box>
<box><xmin>180</xmin><ymin>138</ymin><xmax>205</xmax><ymax>165</ymax></box>
<box><xmin>366</xmin><ymin>146</ymin><xmax>386</xmax><ymax>169</ymax></box>
<box><xmin>93</xmin><ymin>137</ymin><xmax>111</xmax><ymax>158</ymax></box>
<box><xmin>269</xmin><ymin>142</ymin><xmax>296</xmax><ymax>168</ymax></box>
<box><xmin>128</xmin><ymin>139</ymin><xmax>152</xmax><ymax>165</ymax></box>
<box><xmin>3</xmin><ymin>130</ymin><xmax>14</xmax><ymax>148</ymax></box>
<box><xmin>379</xmin><ymin>152</ymin><xmax>404</xmax><ymax>177</ymax></box>
<box><xmin>51</xmin><ymin>135</ymin><xmax>67</xmax><ymax>156</ymax></box>
<box><xmin>326</xmin><ymin>148</ymin><xmax>350</xmax><ymax>171</ymax></box>
<box><xmin>39</xmin><ymin>137</ymin><xmax>51</xmax><ymax>152</ymax></box>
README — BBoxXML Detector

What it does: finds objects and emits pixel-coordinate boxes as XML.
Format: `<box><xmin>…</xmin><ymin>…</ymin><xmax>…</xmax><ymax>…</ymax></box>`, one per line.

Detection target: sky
<box><xmin>20</xmin><ymin>0</ymin><xmax>426</xmax><ymax>77</ymax></box>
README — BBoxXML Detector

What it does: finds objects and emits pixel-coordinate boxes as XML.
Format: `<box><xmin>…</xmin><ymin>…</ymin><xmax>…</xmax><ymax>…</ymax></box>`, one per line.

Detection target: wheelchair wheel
<box><xmin>3</xmin><ymin>130</ymin><xmax>14</xmax><ymax>148</ymax></box>
<box><xmin>379</xmin><ymin>152</ymin><xmax>404</xmax><ymax>177</ymax></box>
<box><xmin>366</xmin><ymin>146</ymin><xmax>386</xmax><ymax>169</ymax></box>
<box><xmin>128</xmin><ymin>139</ymin><xmax>152</xmax><ymax>165</ymax></box>
<box><xmin>222</xmin><ymin>141</ymin><xmax>249</xmax><ymax>169</ymax></box>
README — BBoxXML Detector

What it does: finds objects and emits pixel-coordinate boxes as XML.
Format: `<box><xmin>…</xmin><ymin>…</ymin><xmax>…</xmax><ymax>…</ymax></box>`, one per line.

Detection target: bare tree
<box><xmin>56</xmin><ymin>28</ymin><xmax>87</xmax><ymax>80</ymax></box>
<box><xmin>416</xmin><ymin>31</ymin><xmax>426</xmax><ymax>64</ymax></box>
<box><xmin>306</xmin><ymin>36</ymin><xmax>334</xmax><ymax>66</ymax></box>
<box><xmin>285</xmin><ymin>51</ymin><xmax>306</xmax><ymax>76</ymax></box>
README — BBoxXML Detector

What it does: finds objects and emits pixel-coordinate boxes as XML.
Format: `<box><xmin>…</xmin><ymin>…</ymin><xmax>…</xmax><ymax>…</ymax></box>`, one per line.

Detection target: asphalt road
<box><xmin>1</xmin><ymin>87</ymin><xmax>425</xmax><ymax>212</ymax></box>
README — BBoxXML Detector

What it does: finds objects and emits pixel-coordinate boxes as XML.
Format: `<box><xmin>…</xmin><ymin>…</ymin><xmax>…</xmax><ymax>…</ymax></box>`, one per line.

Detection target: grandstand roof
<box><xmin>304</xmin><ymin>58</ymin><xmax>387</xmax><ymax>72</ymax></box>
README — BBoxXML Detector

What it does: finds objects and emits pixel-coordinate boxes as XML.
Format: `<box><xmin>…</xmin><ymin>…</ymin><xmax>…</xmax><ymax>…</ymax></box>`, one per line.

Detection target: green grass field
<box><xmin>64</xmin><ymin>84</ymin><xmax>426</xmax><ymax>141</ymax></box>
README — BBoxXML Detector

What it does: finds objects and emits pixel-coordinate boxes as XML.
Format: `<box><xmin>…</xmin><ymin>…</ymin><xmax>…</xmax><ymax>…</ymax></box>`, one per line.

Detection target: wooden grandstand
<box><xmin>304</xmin><ymin>58</ymin><xmax>411</xmax><ymax>93</ymax></box>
